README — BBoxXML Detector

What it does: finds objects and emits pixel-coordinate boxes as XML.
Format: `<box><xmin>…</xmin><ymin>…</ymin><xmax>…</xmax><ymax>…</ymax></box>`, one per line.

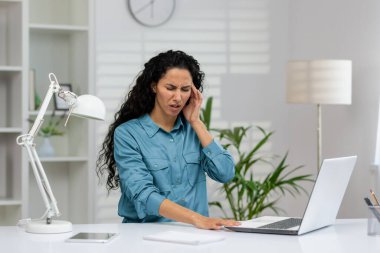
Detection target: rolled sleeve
<box><xmin>202</xmin><ymin>139</ymin><xmax>225</xmax><ymax>159</ymax></box>
<box><xmin>146</xmin><ymin>192</ymin><xmax>166</xmax><ymax>216</ymax></box>
<box><xmin>114</xmin><ymin>126</ymin><xmax>165</xmax><ymax>220</ymax></box>
<box><xmin>201</xmin><ymin>139</ymin><xmax>235</xmax><ymax>183</ymax></box>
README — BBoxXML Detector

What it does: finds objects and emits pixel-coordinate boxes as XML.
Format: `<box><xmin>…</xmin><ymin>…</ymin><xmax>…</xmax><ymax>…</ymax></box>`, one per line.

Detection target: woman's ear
<box><xmin>151</xmin><ymin>83</ymin><xmax>157</xmax><ymax>93</ymax></box>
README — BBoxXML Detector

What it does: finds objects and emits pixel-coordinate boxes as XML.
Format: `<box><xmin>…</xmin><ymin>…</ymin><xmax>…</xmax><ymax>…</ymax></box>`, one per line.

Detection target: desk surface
<box><xmin>1</xmin><ymin>219</ymin><xmax>379</xmax><ymax>253</ymax></box>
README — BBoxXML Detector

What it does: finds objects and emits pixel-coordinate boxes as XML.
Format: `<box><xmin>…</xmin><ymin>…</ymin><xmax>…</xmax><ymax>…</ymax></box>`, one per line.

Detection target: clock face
<box><xmin>128</xmin><ymin>0</ymin><xmax>176</xmax><ymax>27</ymax></box>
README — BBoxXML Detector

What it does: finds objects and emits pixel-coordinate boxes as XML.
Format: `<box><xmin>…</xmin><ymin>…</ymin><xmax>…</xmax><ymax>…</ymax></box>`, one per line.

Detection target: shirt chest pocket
<box><xmin>144</xmin><ymin>158</ymin><xmax>171</xmax><ymax>192</ymax></box>
<box><xmin>184</xmin><ymin>152</ymin><xmax>206</xmax><ymax>186</ymax></box>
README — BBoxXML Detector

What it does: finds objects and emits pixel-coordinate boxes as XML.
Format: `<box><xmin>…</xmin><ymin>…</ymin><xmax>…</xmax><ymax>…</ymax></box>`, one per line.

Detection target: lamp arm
<box><xmin>24</xmin><ymin>142</ymin><xmax>60</xmax><ymax>221</ymax></box>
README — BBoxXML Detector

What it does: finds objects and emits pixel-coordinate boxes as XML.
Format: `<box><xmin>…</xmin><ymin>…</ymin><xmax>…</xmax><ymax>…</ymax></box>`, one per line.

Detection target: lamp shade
<box><xmin>286</xmin><ymin>60</ymin><xmax>352</xmax><ymax>104</ymax></box>
<box><xmin>71</xmin><ymin>94</ymin><xmax>106</xmax><ymax>121</ymax></box>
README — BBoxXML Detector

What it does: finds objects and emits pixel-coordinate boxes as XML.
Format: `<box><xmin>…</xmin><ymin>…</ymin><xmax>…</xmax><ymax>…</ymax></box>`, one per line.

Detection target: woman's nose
<box><xmin>173</xmin><ymin>90</ymin><xmax>181</xmax><ymax>101</ymax></box>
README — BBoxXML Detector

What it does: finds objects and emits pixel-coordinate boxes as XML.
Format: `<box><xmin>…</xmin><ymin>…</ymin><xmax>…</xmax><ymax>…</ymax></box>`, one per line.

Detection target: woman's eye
<box><xmin>166</xmin><ymin>87</ymin><xmax>175</xmax><ymax>90</ymax></box>
<box><xmin>182</xmin><ymin>88</ymin><xmax>191</xmax><ymax>92</ymax></box>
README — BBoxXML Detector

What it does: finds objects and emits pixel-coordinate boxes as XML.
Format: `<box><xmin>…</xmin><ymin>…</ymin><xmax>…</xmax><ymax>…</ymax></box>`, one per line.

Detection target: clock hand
<box><xmin>134</xmin><ymin>0</ymin><xmax>153</xmax><ymax>15</ymax></box>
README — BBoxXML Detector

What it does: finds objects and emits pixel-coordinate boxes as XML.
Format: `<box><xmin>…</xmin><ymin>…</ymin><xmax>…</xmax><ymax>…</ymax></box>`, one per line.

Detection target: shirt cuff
<box><xmin>202</xmin><ymin>139</ymin><xmax>224</xmax><ymax>159</ymax></box>
<box><xmin>146</xmin><ymin>191</ymin><xmax>166</xmax><ymax>216</ymax></box>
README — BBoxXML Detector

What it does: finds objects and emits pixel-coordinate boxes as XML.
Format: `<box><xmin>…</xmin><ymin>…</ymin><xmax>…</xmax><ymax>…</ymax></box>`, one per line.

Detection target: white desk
<box><xmin>1</xmin><ymin>219</ymin><xmax>379</xmax><ymax>253</ymax></box>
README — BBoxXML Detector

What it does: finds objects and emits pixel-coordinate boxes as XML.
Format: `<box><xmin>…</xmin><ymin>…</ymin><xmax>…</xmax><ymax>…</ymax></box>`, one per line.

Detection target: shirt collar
<box><xmin>138</xmin><ymin>114</ymin><xmax>184</xmax><ymax>138</ymax></box>
<box><xmin>172</xmin><ymin>115</ymin><xmax>184</xmax><ymax>131</ymax></box>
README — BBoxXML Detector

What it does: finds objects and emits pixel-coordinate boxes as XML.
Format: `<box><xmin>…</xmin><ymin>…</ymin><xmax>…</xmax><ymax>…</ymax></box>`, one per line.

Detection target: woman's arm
<box><xmin>190</xmin><ymin>119</ymin><xmax>213</xmax><ymax>147</ymax></box>
<box><xmin>183</xmin><ymin>85</ymin><xmax>235</xmax><ymax>182</ymax></box>
<box><xmin>159</xmin><ymin>199</ymin><xmax>240</xmax><ymax>229</ymax></box>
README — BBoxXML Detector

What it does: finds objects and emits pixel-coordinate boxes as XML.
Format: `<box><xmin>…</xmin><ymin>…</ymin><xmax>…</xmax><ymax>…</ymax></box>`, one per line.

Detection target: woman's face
<box><xmin>153</xmin><ymin>68</ymin><xmax>193</xmax><ymax>119</ymax></box>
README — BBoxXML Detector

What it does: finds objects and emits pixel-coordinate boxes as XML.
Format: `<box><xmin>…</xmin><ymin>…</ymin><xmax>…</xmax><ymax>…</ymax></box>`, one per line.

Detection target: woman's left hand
<box><xmin>182</xmin><ymin>85</ymin><xmax>203</xmax><ymax>124</ymax></box>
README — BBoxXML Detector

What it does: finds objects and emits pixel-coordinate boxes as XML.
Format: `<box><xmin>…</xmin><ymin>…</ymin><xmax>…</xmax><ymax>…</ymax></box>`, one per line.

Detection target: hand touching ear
<box><xmin>182</xmin><ymin>85</ymin><xmax>203</xmax><ymax>124</ymax></box>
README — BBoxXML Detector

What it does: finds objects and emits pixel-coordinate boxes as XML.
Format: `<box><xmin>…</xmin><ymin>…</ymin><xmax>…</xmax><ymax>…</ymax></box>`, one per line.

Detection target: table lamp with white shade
<box><xmin>286</xmin><ymin>60</ymin><xmax>352</xmax><ymax>170</ymax></box>
<box><xmin>16</xmin><ymin>73</ymin><xmax>106</xmax><ymax>234</ymax></box>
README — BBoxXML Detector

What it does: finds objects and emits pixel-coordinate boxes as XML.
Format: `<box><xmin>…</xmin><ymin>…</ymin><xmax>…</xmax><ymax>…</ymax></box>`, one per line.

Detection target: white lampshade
<box><xmin>71</xmin><ymin>94</ymin><xmax>106</xmax><ymax>121</ymax></box>
<box><xmin>287</xmin><ymin>60</ymin><xmax>352</xmax><ymax>104</ymax></box>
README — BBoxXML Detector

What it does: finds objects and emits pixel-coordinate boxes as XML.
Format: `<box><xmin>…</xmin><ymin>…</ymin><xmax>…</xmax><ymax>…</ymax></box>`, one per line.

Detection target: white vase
<box><xmin>38</xmin><ymin>137</ymin><xmax>55</xmax><ymax>157</ymax></box>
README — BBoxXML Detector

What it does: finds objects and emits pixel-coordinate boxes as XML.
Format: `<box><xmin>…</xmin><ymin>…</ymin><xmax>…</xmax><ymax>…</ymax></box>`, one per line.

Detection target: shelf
<box><xmin>0</xmin><ymin>1</ymin><xmax>22</xmax><ymax>66</ymax></box>
<box><xmin>29</xmin><ymin>0</ymin><xmax>88</xmax><ymax>27</ymax></box>
<box><xmin>29</xmin><ymin>27</ymin><xmax>89</xmax><ymax>102</ymax></box>
<box><xmin>0</xmin><ymin>71</ymin><xmax>22</xmax><ymax>128</ymax></box>
<box><xmin>0</xmin><ymin>127</ymin><xmax>22</xmax><ymax>133</ymax></box>
<box><xmin>30</xmin><ymin>24</ymin><xmax>88</xmax><ymax>33</ymax></box>
<box><xmin>0</xmin><ymin>133</ymin><xmax>22</xmax><ymax>204</ymax></box>
<box><xmin>0</xmin><ymin>66</ymin><xmax>22</xmax><ymax>71</ymax></box>
<box><xmin>37</xmin><ymin>156</ymin><xmax>88</xmax><ymax>162</ymax></box>
<box><xmin>0</xmin><ymin>199</ymin><xmax>22</xmax><ymax>206</ymax></box>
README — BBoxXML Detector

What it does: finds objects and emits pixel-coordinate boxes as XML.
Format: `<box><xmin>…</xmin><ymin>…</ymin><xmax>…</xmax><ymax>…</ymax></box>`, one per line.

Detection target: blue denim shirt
<box><xmin>114</xmin><ymin>114</ymin><xmax>235</xmax><ymax>223</ymax></box>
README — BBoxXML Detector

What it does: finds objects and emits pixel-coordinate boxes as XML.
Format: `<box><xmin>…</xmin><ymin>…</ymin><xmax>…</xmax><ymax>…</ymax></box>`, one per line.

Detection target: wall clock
<box><xmin>127</xmin><ymin>0</ymin><xmax>176</xmax><ymax>27</ymax></box>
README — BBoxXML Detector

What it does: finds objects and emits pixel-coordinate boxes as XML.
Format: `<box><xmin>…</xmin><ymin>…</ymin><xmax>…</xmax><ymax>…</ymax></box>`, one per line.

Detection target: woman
<box><xmin>97</xmin><ymin>50</ymin><xmax>240</xmax><ymax>229</ymax></box>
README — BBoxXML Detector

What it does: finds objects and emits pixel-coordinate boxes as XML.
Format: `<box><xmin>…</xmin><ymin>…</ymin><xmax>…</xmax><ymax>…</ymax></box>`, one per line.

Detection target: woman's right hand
<box><xmin>159</xmin><ymin>199</ymin><xmax>241</xmax><ymax>230</ymax></box>
<box><xmin>193</xmin><ymin>215</ymin><xmax>241</xmax><ymax>230</ymax></box>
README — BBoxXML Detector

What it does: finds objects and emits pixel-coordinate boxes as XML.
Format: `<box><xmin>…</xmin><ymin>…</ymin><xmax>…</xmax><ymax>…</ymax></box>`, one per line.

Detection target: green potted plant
<box><xmin>39</xmin><ymin>116</ymin><xmax>65</xmax><ymax>138</ymax></box>
<box><xmin>201</xmin><ymin>97</ymin><xmax>313</xmax><ymax>220</ymax></box>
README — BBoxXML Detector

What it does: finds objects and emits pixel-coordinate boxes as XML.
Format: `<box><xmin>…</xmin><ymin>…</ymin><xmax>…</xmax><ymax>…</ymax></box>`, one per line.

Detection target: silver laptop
<box><xmin>225</xmin><ymin>156</ymin><xmax>357</xmax><ymax>235</ymax></box>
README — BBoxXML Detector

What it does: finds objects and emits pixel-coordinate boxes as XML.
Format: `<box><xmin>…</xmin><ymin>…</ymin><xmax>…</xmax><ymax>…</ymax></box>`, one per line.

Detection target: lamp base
<box><xmin>26</xmin><ymin>220</ymin><xmax>72</xmax><ymax>234</ymax></box>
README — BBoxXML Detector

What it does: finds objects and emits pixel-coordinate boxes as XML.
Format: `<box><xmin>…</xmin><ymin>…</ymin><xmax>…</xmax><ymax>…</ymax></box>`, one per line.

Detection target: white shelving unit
<box><xmin>0</xmin><ymin>0</ymin><xmax>24</xmax><ymax>226</ymax></box>
<box><xmin>0</xmin><ymin>66</ymin><xmax>23</xmax><ymax>71</ymax></box>
<box><xmin>0</xmin><ymin>0</ymin><xmax>94</xmax><ymax>225</ymax></box>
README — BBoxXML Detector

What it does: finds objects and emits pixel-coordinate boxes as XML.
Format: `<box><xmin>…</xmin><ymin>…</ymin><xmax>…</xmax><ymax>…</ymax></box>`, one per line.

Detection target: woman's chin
<box><xmin>167</xmin><ymin>112</ymin><xmax>180</xmax><ymax>118</ymax></box>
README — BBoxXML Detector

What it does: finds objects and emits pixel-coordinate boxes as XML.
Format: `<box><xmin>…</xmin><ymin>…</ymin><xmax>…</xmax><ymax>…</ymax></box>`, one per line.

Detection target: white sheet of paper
<box><xmin>143</xmin><ymin>230</ymin><xmax>225</xmax><ymax>245</ymax></box>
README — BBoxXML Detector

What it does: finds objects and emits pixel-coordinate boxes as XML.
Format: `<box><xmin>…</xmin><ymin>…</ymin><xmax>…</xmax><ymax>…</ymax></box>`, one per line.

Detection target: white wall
<box><xmin>93</xmin><ymin>0</ymin><xmax>378</xmax><ymax>222</ymax></box>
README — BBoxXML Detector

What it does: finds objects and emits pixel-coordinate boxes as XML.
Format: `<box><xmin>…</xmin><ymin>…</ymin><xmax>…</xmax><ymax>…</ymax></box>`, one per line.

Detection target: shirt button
<box><xmin>169</xmin><ymin>138</ymin><xmax>174</xmax><ymax>142</ymax></box>
<box><xmin>207</xmin><ymin>151</ymin><xmax>211</xmax><ymax>155</ymax></box>
<box><xmin>176</xmin><ymin>179</ymin><xmax>180</xmax><ymax>183</ymax></box>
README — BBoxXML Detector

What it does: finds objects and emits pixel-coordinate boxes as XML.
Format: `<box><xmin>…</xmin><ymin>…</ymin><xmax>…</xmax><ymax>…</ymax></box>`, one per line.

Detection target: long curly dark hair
<box><xmin>96</xmin><ymin>50</ymin><xmax>205</xmax><ymax>191</ymax></box>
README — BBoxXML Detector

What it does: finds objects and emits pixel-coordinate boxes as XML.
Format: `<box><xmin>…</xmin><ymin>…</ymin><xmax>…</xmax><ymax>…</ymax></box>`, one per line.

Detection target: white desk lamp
<box><xmin>287</xmin><ymin>60</ymin><xmax>352</xmax><ymax>170</ymax></box>
<box><xmin>16</xmin><ymin>73</ymin><xmax>105</xmax><ymax>233</ymax></box>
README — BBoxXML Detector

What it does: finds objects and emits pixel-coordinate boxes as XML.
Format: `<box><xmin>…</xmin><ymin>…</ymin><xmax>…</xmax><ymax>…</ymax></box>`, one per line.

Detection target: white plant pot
<box><xmin>38</xmin><ymin>137</ymin><xmax>55</xmax><ymax>157</ymax></box>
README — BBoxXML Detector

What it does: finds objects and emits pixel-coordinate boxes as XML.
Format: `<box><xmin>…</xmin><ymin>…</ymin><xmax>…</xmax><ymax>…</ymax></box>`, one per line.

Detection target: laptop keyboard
<box><xmin>258</xmin><ymin>218</ymin><xmax>302</xmax><ymax>229</ymax></box>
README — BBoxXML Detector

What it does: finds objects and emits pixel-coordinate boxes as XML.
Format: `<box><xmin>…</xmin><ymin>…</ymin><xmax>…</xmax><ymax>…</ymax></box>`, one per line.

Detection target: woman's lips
<box><xmin>169</xmin><ymin>104</ymin><xmax>181</xmax><ymax>112</ymax></box>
